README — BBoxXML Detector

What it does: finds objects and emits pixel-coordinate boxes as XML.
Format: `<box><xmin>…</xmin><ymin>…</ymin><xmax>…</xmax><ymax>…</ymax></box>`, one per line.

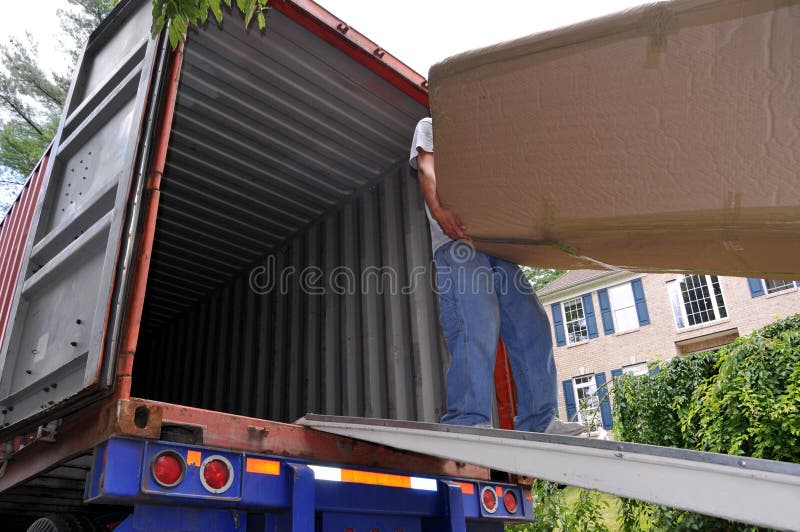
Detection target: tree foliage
<box><xmin>613</xmin><ymin>353</ymin><xmax>717</xmax><ymax>449</ymax></box>
<box><xmin>59</xmin><ymin>0</ymin><xmax>116</xmax><ymax>63</ymax></box>
<box><xmin>613</xmin><ymin>314</ymin><xmax>800</xmax><ymax>531</ymax></box>
<box><xmin>151</xmin><ymin>0</ymin><xmax>271</xmax><ymax>48</ymax></box>
<box><xmin>0</xmin><ymin>36</ymin><xmax>64</xmax><ymax>182</ymax></box>
<box><xmin>521</xmin><ymin>267</ymin><xmax>565</xmax><ymax>292</ymax></box>
<box><xmin>507</xmin><ymin>481</ymin><xmax>610</xmax><ymax>532</ymax></box>
<box><xmin>0</xmin><ymin>0</ymin><xmax>114</xmax><ymax>215</ymax></box>
<box><xmin>686</xmin><ymin>314</ymin><xmax>800</xmax><ymax>461</ymax></box>
<box><xmin>509</xmin><ymin>316</ymin><xmax>799</xmax><ymax>532</ymax></box>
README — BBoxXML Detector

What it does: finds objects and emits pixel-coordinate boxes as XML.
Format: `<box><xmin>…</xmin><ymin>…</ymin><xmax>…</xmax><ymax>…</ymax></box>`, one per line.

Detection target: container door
<box><xmin>0</xmin><ymin>0</ymin><xmax>159</xmax><ymax>431</ymax></box>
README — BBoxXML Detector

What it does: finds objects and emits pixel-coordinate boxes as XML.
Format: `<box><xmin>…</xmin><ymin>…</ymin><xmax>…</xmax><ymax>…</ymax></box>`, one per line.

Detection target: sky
<box><xmin>0</xmin><ymin>0</ymin><xmax>653</xmax><ymax>79</ymax></box>
<box><xmin>326</xmin><ymin>0</ymin><xmax>652</xmax><ymax>77</ymax></box>
<box><xmin>0</xmin><ymin>0</ymin><xmax>652</xmax><ymax>213</ymax></box>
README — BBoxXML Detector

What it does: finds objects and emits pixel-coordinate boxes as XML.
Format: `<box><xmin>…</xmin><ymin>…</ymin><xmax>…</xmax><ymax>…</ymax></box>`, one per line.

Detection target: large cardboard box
<box><xmin>429</xmin><ymin>0</ymin><xmax>799</xmax><ymax>278</ymax></box>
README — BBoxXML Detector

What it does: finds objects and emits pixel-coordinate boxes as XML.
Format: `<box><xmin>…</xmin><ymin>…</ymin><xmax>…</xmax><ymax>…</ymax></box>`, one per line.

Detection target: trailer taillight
<box><xmin>481</xmin><ymin>486</ymin><xmax>498</xmax><ymax>513</ymax></box>
<box><xmin>503</xmin><ymin>489</ymin><xmax>518</xmax><ymax>513</ymax></box>
<box><xmin>151</xmin><ymin>451</ymin><xmax>185</xmax><ymax>488</ymax></box>
<box><xmin>200</xmin><ymin>455</ymin><xmax>234</xmax><ymax>493</ymax></box>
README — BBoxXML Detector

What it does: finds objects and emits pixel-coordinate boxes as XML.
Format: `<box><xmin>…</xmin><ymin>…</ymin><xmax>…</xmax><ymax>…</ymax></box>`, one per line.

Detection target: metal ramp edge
<box><xmin>297</xmin><ymin>414</ymin><xmax>800</xmax><ymax>531</ymax></box>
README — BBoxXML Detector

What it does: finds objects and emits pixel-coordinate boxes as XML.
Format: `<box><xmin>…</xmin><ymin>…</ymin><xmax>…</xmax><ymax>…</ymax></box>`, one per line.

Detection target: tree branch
<box><xmin>0</xmin><ymin>94</ymin><xmax>45</xmax><ymax>136</ymax></box>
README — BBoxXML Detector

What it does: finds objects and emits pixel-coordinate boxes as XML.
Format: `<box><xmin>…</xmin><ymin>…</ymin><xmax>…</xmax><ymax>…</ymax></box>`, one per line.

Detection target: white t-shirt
<box><xmin>409</xmin><ymin>117</ymin><xmax>452</xmax><ymax>253</ymax></box>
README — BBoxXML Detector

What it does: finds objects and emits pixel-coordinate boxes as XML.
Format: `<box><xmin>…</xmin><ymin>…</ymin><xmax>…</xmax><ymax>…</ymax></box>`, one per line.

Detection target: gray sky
<box><xmin>0</xmin><ymin>0</ymin><xmax>656</xmax><ymax>122</ymax></box>
<box><xmin>0</xmin><ymin>0</ymin><xmax>652</xmax><ymax>78</ymax></box>
<box><xmin>1</xmin><ymin>0</ymin><xmax>651</xmax><ymax>211</ymax></box>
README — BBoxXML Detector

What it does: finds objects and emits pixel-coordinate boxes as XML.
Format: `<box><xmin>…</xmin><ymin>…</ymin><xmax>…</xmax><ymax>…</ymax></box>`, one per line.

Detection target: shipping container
<box><xmin>0</xmin><ymin>0</ymin><xmax>500</xmax><ymax>528</ymax></box>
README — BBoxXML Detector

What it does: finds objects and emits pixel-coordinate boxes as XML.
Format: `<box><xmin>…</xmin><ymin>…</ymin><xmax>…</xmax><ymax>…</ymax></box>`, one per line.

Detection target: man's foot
<box><xmin>544</xmin><ymin>418</ymin><xmax>586</xmax><ymax>436</ymax></box>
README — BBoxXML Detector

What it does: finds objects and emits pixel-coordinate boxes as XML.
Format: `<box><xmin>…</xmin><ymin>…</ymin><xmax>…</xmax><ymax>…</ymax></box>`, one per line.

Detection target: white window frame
<box><xmin>572</xmin><ymin>374</ymin><xmax>599</xmax><ymax>427</ymax></box>
<box><xmin>607</xmin><ymin>283</ymin><xmax>639</xmax><ymax>334</ymax></box>
<box><xmin>761</xmin><ymin>279</ymin><xmax>798</xmax><ymax>295</ymax></box>
<box><xmin>622</xmin><ymin>363</ymin><xmax>648</xmax><ymax>376</ymax></box>
<box><xmin>667</xmin><ymin>274</ymin><xmax>728</xmax><ymax>330</ymax></box>
<box><xmin>562</xmin><ymin>296</ymin><xmax>588</xmax><ymax>345</ymax></box>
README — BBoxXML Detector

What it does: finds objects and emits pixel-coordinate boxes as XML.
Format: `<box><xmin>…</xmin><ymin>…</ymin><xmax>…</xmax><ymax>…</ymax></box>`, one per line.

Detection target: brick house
<box><xmin>536</xmin><ymin>271</ymin><xmax>800</xmax><ymax>430</ymax></box>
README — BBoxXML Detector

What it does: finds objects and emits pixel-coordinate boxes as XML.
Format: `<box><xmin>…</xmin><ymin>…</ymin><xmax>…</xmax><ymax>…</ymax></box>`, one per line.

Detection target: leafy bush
<box><xmin>686</xmin><ymin>314</ymin><xmax>800</xmax><ymax>461</ymax></box>
<box><xmin>612</xmin><ymin>313</ymin><xmax>800</xmax><ymax>531</ymax></box>
<box><xmin>613</xmin><ymin>352</ymin><xmax>718</xmax><ymax>448</ymax></box>
<box><xmin>506</xmin><ymin>481</ymin><xmax>610</xmax><ymax>532</ymax></box>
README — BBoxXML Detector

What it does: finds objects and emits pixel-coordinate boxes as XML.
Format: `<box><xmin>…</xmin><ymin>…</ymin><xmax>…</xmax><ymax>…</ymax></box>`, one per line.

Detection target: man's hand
<box><xmin>432</xmin><ymin>206</ymin><xmax>467</xmax><ymax>241</ymax></box>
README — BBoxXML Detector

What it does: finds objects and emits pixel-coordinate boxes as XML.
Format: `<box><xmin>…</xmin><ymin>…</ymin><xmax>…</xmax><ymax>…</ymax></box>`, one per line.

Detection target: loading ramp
<box><xmin>298</xmin><ymin>414</ymin><xmax>800</xmax><ymax>530</ymax></box>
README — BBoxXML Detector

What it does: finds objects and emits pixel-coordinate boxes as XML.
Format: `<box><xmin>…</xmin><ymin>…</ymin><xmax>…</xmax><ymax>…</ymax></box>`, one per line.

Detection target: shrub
<box><xmin>506</xmin><ymin>481</ymin><xmax>609</xmax><ymax>532</ymax></box>
<box><xmin>612</xmin><ymin>313</ymin><xmax>800</xmax><ymax>531</ymax></box>
<box><xmin>613</xmin><ymin>352</ymin><xmax>718</xmax><ymax>448</ymax></box>
<box><xmin>686</xmin><ymin>314</ymin><xmax>800</xmax><ymax>461</ymax></box>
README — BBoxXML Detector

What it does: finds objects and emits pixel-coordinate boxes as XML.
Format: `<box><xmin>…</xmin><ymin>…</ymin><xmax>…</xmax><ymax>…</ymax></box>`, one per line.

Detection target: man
<box><xmin>410</xmin><ymin>116</ymin><xmax>584</xmax><ymax>435</ymax></box>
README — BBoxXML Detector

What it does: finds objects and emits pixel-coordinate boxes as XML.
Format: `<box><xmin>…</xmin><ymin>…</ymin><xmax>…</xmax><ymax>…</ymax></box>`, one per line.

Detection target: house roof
<box><xmin>537</xmin><ymin>269</ymin><xmax>618</xmax><ymax>298</ymax></box>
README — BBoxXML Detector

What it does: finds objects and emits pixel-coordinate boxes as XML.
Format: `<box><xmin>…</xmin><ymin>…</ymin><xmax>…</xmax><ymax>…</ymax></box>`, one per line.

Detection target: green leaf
<box><xmin>168</xmin><ymin>21</ymin><xmax>182</xmax><ymax>48</ymax></box>
<box><xmin>209</xmin><ymin>0</ymin><xmax>223</xmax><ymax>22</ymax></box>
<box><xmin>151</xmin><ymin>1</ymin><xmax>167</xmax><ymax>38</ymax></box>
<box><xmin>257</xmin><ymin>11</ymin><xmax>265</xmax><ymax>30</ymax></box>
<box><xmin>244</xmin><ymin>0</ymin><xmax>257</xmax><ymax>28</ymax></box>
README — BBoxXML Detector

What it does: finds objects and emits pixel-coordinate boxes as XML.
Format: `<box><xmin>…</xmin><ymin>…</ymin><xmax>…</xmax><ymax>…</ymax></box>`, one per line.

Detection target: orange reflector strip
<box><xmin>246</xmin><ymin>458</ymin><xmax>281</xmax><ymax>476</ymax></box>
<box><xmin>341</xmin><ymin>469</ymin><xmax>411</xmax><ymax>489</ymax></box>
<box><xmin>454</xmin><ymin>481</ymin><xmax>475</xmax><ymax>495</ymax></box>
<box><xmin>186</xmin><ymin>450</ymin><xmax>202</xmax><ymax>467</ymax></box>
<box><xmin>495</xmin><ymin>486</ymin><xmax>503</xmax><ymax>497</ymax></box>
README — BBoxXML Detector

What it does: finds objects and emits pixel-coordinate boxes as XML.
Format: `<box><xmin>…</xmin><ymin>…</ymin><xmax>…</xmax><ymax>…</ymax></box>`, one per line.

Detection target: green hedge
<box><xmin>507</xmin><ymin>315</ymin><xmax>800</xmax><ymax>532</ymax></box>
<box><xmin>612</xmin><ymin>313</ymin><xmax>800</xmax><ymax>531</ymax></box>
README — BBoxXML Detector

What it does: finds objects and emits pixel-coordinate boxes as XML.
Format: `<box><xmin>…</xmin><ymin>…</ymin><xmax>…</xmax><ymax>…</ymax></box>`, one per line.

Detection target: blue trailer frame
<box><xmin>84</xmin><ymin>437</ymin><xmax>533</xmax><ymax>531</ymax></box>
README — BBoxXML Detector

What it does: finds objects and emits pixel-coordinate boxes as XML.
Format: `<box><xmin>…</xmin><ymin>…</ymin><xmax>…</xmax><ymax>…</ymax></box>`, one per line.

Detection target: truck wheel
<box><xmin>27</xmin><ymin>514</ymin><xmax>105</xmax><ymax>532</ymax></box>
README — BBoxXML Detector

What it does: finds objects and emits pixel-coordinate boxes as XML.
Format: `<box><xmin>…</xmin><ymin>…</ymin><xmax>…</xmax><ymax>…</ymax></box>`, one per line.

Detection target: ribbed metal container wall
<box><xmin>132</xmin><ymin>164</ymin><xmax>449</xmax><ymax>423</ymax></box>
<box><xmin>0</xmin><ymin>151</ymin><xmax>49</xmax><ymax>350</ymax></box>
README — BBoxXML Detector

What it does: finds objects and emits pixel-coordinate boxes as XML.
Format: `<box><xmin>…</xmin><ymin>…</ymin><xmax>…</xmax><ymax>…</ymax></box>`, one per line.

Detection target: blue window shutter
<box><xmin>649</xmin><ymin>364</ymin><xmax>660</xmax><ymax>376</ymax></box>
<box><xmin>582</xmin><ymin>294</ymin><xmax>598</xmax><ymax>339</ymax></box>
<box><xmin>611</xmin><ymin>368</ymin><xmax>623</xmax><ymax>380</ymax></box>
<box><xmin>631</xmin><ymin>278</ymin><xmax>650</xmax><ymax>326</ymax></box>
<box><xmin>562</xmin><ymin>379</ymin><xmax>577</xmax><ymax>421</ymax></box>
<box><xmin>551</xmin><ymin>303</ymin><xmax>566</xmax><ymax>347</ymax></box>
<box><xmin>595</xmin><ymin>372</ymin><xmax>613</xmax><ymax>430</ymax></box>
<box><xmin>747</xmin><ymin>278</ymin><xmax>765</xmax><ymax>298</ymax></box>
<box><xmin>596</xmin><ymin>288</ymin><xmax>615</xmax><ymax>335</ymax></box>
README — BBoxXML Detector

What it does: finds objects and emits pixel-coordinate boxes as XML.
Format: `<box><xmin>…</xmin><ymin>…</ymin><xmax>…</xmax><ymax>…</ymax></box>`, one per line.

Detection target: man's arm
<box><xmin>416</xmin><ymin>150</ymin><xmax>467</xmax><ymax>240</ymax></box>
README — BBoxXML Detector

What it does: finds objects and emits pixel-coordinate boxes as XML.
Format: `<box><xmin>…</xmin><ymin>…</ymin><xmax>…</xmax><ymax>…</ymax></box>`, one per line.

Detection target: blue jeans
<box><xmin>434</xmin><ymin>240</ymin><xmax>558</xmax><ymax>432</ymax></box>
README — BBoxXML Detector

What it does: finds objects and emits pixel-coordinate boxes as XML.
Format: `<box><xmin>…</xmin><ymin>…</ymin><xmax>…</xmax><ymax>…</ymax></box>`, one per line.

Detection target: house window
<box><xmin>573</xmin><ymin>374</ymin><xmax>599</xmax><ymax>425</ymax></box>
<box><xmin>608</xmin><ymin>283</ymin><xmax>638</xmax><ymax>333</ymax></box>
<box><xmin>562</xmin><ymin>297</ymin><xmax>588</xmax><ymax>344</ymax></box>
<box><xmin>622</xmin><ymin>363</ymin><xmax>648</xmax><ymax>376</ymax></box>
<box><xmin>763</xmin><ymin>279</ymin><xmax>797</xmax><ymax>295</ymax></box>
<box><xmin>667</xmin><ymin>274</ymin><xmax>727</xmax><ymax>329</ymax></box>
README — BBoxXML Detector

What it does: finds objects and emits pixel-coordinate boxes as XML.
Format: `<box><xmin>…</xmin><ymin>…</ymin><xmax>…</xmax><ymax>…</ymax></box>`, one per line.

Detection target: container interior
<box><xmin>131</xmin><ymin>8</ymin><xmax>450</xmax><ymax>423</ymax></box>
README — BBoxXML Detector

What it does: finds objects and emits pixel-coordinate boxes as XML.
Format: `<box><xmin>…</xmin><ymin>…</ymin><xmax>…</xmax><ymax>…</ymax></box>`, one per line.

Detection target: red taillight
<box><xmin>200</xmin><ymin>455</ymin><xmax>234</xmax><ymax>493</ymax></box>
<box><xmin>481</xmin><ymin>486</ymin><xmax>498</xmax><ymax>513</ymax></box>
<box><xmin>504</xmin><ymin>489</ymin><xmax>519</xmax><ymax>513</ymax></box>
<box><xmin>152</xmin><ymin>451</ymin><xmax>185</xmax><ymax>488</ymax></box>
<box><xmin>204</xmin><ymin>460</ymin><xmax>229</xmax><ymax>489</ymax></box>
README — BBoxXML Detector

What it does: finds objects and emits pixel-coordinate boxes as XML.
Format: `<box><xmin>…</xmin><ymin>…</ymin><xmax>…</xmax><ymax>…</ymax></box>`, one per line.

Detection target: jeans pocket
<box><xmin>438</xmin><ymin>291</ymin><xmax>463</xmax><ymax>339</ymax></box>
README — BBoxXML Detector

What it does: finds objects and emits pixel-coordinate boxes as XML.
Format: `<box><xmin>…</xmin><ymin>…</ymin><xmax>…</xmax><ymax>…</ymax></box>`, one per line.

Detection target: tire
<box><xmin>26</xmin><ymin>513</ymin><xmax>105</xmax><ymax>532</ymax></box>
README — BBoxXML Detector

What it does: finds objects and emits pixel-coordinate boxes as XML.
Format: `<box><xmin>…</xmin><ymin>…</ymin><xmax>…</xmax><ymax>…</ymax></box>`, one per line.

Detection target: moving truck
<box><xmin>0</xmin><ymin>0</ymin><xmax>528</xmax><ymax>530</ymax></box>
<box><xmin>1</xmin><ymin>0</ymin><xmax>798</xmax><ymax>530</ymax></box>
